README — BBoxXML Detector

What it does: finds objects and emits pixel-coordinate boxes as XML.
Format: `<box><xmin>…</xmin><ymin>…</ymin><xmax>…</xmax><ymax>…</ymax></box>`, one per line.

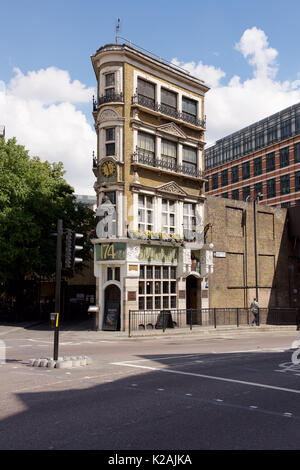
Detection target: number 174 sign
<box><xmin>95</xmin><ymin>243</ymin><xmax>126</xmax><ymax>261</ymax></box>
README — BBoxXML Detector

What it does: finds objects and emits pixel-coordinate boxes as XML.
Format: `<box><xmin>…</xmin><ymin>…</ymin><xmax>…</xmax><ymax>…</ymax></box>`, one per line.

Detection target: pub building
<box><xmin>91</xmin><ymin>40</ymin><xmax>213</xmax><ymax>331</ymax></box>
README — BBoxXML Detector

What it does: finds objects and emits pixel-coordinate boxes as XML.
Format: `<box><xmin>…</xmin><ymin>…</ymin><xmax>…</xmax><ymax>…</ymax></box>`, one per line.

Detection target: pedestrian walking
<box><xmin>250</xmin><ymin>298</ymin><xmax>259</xmax><ymax>326</ymax></box>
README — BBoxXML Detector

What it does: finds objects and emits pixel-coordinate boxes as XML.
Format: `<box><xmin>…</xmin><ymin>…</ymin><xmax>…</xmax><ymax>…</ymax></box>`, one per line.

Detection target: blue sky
<box><xmin>1</xmin><ymin>0</ymin><xmax>300</xmax><ymax>194</ymax></box>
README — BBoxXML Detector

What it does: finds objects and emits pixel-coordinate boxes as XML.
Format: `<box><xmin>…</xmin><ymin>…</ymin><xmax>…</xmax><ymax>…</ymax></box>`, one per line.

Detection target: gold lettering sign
<box><xmin>139</xmin><ymin>245</ymin><xmax>178</xmax><ymax>264</ymax></box>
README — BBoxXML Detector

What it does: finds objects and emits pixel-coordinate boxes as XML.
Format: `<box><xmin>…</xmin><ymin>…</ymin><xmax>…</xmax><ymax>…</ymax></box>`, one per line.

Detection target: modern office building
<box><xmin>90</xmin><ymin>41</ymin><xmax>211</xmax><ymax>331</ymax></box>
<box><xmin>205</xmin><ymin>102</ymin><xmax>300</xmax><ymax>208</ymax></box>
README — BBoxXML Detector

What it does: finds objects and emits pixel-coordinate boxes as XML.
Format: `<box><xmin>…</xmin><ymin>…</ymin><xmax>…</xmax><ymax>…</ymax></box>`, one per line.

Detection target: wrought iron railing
<box><xmin>132</xmin><ymin>94</ymin><xmax>206</xmax><ymax>128</ymax></box>
<box><xmin>93</xmin><ymin>92</ymin><xmax>124</xmax><ymax>110</ymax></box>
<box><xmin>132</xmin><ymin>150</ymin><xmax>205</xmax><ymax>179</ymax></box>
<box><xmin>128</xmin><ymin>307</ymin><xmax>299</xmax><ymax>336</ymax></box>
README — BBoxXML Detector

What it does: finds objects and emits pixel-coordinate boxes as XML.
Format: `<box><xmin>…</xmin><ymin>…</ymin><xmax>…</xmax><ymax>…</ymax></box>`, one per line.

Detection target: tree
<box><xmin>0</xmin><ymin>138</ymin><xmax>95</xmax><ymax>317</ymax></box>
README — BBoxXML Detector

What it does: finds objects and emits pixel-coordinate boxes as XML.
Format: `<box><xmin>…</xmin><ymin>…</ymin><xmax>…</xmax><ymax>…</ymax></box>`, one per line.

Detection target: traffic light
<box><xmin>65</xmin><ymin>229</ymin><xmax>83</xmax><ymax>268</ymax></box>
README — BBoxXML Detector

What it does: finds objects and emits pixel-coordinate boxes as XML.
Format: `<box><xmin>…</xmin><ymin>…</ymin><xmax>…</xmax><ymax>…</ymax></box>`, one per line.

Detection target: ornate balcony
<box><xmin>93</xmin><ymin>92</ymin><xmax>124</xmax><ymax>111</ymax></box>
<box><xmin>132</xmin><ymin>93</ymin><xmax>206</xmax><ymax>129</ymax></box>
<box><xmin>132</xmin><ymin>150</ymin><xmax>205</xmax><ymax>180</ymax></box>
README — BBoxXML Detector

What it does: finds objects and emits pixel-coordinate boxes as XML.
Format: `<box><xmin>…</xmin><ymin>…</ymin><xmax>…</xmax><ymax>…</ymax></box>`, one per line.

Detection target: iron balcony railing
<box><xmin>132</xmin><ymin>150</ymin><xmax>205</xmax><ymax>179</ymax></box>
<box><xmin>93</xmin><ymin>92</ymin><xmax>124</xmax><ymax>111</ymax></box>
<box><xmin>132</xmin><ymin>93</ymin><xmax>206</xmax><ymax>129</ymax></box>
<box><xmin>128</xmin><ymin>307</ymin><xmax>300</xmax><ymax>336</ymax></box>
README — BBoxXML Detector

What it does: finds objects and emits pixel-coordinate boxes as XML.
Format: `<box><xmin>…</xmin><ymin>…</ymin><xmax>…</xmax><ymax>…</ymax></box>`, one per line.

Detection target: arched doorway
<box><xmin>103</xmin><ymin>284</ymin><xmax>121</xmax><ymax>331</ymax></box>
<box><xmin>186</xmin><ymin>275</ymin><xmax>201</xmax><ymax>325</ymax></box>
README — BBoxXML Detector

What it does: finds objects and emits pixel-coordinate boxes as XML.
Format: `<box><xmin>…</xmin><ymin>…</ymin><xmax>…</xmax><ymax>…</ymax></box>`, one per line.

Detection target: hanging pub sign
<box><xmin>95</xmin><ymin>242</ymin><xmax>126</xmax><ymax>261</ymax></box>
<box><xmin>139</xmin><ymin>245</ymin><xmax>178</xmax><ymax>264</ymax></box>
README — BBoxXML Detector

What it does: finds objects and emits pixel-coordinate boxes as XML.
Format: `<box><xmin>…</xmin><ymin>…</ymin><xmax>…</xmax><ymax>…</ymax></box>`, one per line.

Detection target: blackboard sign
<box><xmin>155</xmin><ymin>311</ymin><xmax>174</xmax><ymax>329</ymax></box>
<box><xmin>103</xmin><ymin>303</ymin><xmax>120</xmax><ymax>331</ymax></box>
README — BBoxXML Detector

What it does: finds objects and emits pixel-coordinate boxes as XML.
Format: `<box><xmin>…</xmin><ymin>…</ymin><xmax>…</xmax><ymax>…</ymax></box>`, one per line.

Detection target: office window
<box><xmin>232</xmin><ymin>142</ymin><xmax>241</xmax><ymax>158</ymax></box>
<box><xmin>295</xmin><ymin>171</ymin><xmax>300</xmax><ymax>191</ymax></box>
<box><xmin>232</xmin><ymin>189</ymin><xmax>239</xmax><ymax>200</ymax></box>
<box><xmin>137</xmin><ymin>131</ymin><xmax>155</xmax><ymax>163</ymax></box>
<box><xmin>281</xmin><ymin>202</ymin><xmax>290</xmax><ymax>208</ymax></box>
<box><xmin>294</xmin><ymin>142</ymin><xmax>300</xmax><ymax>163</ymax></box>
<box><xmin>267</xmin><ymin>125</ymin><xmax>277</xmax><ymax>144</ymax></box>
<box><xmin>182</xmin><ymin>146</ymin><xmax>197</xmax><ymax>173</ymax></box>
<box><xmin>266</xmin><ymin>152</ymin><xmax>275</xmax><ymax>172</ymax></box>
<box><xmin>182</xmin><ymin>97</ymin><xmax>197</xmax><ymax>123</ymax></box>
<box><xmin>255</xmin><ymin>131</ymin><xmax>264</xmax><ymax>149</ymax></box>
<box><xmin>242</xmin><ymin>161</ymin><xmax>250</xmax><ymax>180</ymax></box>
<box><xmin>254</xmin><ymin>182</ymin><xmax>263</xmax><ymax>199</ymax></box>
<box><xmin>280</xmin><ymin>174</ymin><xmax>290</xmax><ymax>195</ymax></box>
<box><xmin>221</xmin><ymin>192</ymin><xmax>229</xmax><ymax>199</ymax></box>
<box><xmin>280</xmin><ymin>147</ymin><xmax>290</xmax><ymax>168</ymax></box>
<box><xmin>221</xmin><ymin>169</ymin><xmax>228</xmax><ymax>187</ymax></box>
<box><xmin>105</xmin><ymin>128</ymin><xmax>115</xmax><ymax>156</ymax></box>
<box><xmin>161</xmin><ymin>139</ymin><xmax>177</xmax><ymax>167</ymax></box>
<box><xmin>162</xmin><ymin>199</ymin><xmax>176</xmax><ymax>234</ymax></box>
<box><xmin>243</xmin><ymin>136</ymin><xmax>252</xmax><ymax>153</ymax></box>
<box><xmin>137</xmin><ymin>78</ymin><xmax>155</xmax><ymax>107</ymax></box>
<box><xmin>242</xmin><ymin>186</ymin><xmax>250</xmax><ymax>201</ymax></box>
<box><xmin>138</xmin><ymin>195</ymin><xmax>153</xmax><ymax>232</ymax></box>
<box><xmin>223</xmin><ymin>146</ymin><xmax>230</xmax><ymax>161</ymax></box>
<box><xmin>231</xmin><ymin>165</ymin><xmax>239</xmax><ymax>183</ymax></box>
<box><xmin>296</xmin><ymin>115</ymin><xmax>300</xmax><ymax>133</ymax></box>
<box><xmin>254</xmin><ymin>157</ymin><xmax>262</xmax><ymax>176</ymax></box>
<box><xmin>212</xmin><ymin>173</ymin><xmax>218</xmax><ymax>190</ymax></box>
<box><xmin>205</xmin><ymin>180</ymin><xmax>209</xmax><ymax>192</ymax></box>
<box><xmin>267</xmin><ymin>179</ymin><xmax>276</xmax><ymax>198</ymax></box>
<box><xmin>281</xmin><ymin>119</ymin><xmax>291</xmax><ymax>139</ymax></box>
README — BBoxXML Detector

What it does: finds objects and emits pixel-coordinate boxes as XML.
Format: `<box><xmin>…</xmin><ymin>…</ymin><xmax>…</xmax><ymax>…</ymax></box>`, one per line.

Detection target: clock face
<box><xmin>101</xmin><ymin>161</ymin><xmax>116</xmax><ymax>178</ymax></box>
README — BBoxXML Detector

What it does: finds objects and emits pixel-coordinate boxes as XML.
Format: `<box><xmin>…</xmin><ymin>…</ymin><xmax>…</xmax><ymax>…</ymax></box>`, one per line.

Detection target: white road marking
<box><xmin>111</xmin><ymin>361</ymin><xmax>300</xmax><ymax>395</ymax></box>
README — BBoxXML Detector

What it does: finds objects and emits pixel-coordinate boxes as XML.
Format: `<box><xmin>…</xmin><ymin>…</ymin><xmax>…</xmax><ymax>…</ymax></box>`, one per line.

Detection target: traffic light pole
<box><xmin>54</xmin><ymin>219</ymin><xmax>63</xmax><ymax>361</ymax></box>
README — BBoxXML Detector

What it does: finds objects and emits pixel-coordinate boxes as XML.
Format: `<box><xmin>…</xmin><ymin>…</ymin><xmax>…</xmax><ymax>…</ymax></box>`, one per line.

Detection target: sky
<box><xmin>1</xmin><ymin>0</ymin><xmax>300</xmax><ymax>195</ymax></box>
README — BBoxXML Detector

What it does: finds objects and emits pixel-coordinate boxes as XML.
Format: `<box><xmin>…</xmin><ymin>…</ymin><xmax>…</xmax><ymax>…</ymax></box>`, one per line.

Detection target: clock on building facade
<box><xmin>101</xmin><ymin>160</ymin><xmax>116</xmax><ymax>178</ymax></box>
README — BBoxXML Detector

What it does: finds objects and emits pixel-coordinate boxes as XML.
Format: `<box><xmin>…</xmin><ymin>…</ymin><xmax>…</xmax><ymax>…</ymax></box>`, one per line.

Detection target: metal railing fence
<box><xmin>128</xmin><ymin>307</ymin><xmax>300</xmax><ymax>337</ymax></box>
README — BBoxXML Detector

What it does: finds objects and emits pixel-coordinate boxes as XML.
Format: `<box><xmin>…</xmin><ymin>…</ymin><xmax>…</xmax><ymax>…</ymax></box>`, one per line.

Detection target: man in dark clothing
<box><xmin>250</xmin><ymin>298</ymin><xmax>259</xmax><ymax>326</ymax></box>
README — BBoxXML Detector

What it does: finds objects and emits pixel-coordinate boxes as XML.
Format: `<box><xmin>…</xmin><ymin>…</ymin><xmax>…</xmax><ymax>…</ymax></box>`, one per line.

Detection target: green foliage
<box><xmin>0</xmin><ymin>137</ymin><xmax>95</xmax><ymax>286</ymax></box>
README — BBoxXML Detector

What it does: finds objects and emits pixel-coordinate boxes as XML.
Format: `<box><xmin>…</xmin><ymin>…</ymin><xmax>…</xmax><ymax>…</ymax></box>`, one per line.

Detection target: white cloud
<box><xmin>8</xmin><ymin>67</ymin><xmax>95</xmax><ymax>104</ymax></box>
<box><xmin>0</xmin><ymin>67</ymin><xmax>97</xmax><ymax>195</ymax></box>
<box><xmin>172</xmin><ymin>27</ymin><xmax>300</xmax><ymax>146</ymax></box>
<box><xmin>172</xmin><ymin>57</ymin><xmax>225</xmax><ymax>88</ymax></box>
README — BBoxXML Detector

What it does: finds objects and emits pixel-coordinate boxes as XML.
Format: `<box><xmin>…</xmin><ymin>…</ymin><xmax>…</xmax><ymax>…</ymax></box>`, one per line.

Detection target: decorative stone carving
<box><xmin>127</xmin><ymin>245</ymin><xmax>140</xmax><ymax>262</ymax></box>
<box><xmin>98</xmin><ymin>107</ymin><xmax>121</xmax><ymax>123</ymax></box>
<box><xmin>156</xmin><ymin>122</ymin><xmax>187</xmax><ymax>139</ymax></box>
<box><xmin>156</xmin><ymin>181</ymin><xmax>188</xmax><ymax>196</ymax></box>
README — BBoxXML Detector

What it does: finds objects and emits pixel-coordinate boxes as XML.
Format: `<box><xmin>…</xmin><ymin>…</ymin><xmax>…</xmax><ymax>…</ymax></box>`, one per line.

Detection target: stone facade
<box><xmin>204</xmin><ymin>195</ymin><xmax>291</xmax><ymax>308</ymax></box>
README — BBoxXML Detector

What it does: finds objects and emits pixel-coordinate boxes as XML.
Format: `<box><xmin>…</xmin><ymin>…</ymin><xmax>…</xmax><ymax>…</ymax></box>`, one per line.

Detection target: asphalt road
<box><xmin>1</xmin><ymin>322</ymin><xmax>300</xmax><ymax>451</ymax></box>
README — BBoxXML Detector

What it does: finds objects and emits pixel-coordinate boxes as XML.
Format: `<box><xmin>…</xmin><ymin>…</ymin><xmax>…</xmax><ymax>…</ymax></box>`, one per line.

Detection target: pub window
<box><xmin>138</xmin><ymin>265</ymin><xmax>177</xmax><ymax>311</ymax></box>
<box><xmin>99</xmin><ymin>191</ymin><xmax>116</xmax><ymax>237</ymax></box>
<box><xmin>105</xmin><ymin>127</ymin><xmax>116</xmax><ymax>156</ymax></box>
<box><xmin>138</xmin><ymin>195</ymin><xmax>153</xmax><ymax>232</ymax></box>
<box><xmin>161</xmin><ymin>139</ymin><xmax>177</xmax><ymax>167</ymax></box>
<box><xmin>104</xmin><ymin>73</ymin><xmax>115</xmax><ymax>97</ymax></box>
<box><xmin>182</xmin><ymin>145</ymin><xmax>197</xmax><ymax>174</ymax></box>
<box><xmin>205</xmin><ymin>180</ymin><xmax>209</xmax><ymax>192</ymax></box>
<box><xmin>162</xmin><ymin>199</ymin><xmax>176</xmax><ymax>234</ymax></box>
<box><xmin>137</xmin><ymin>78</ymin><xmax>155</xmax><ymax>108</ymax></box>
<box><xmin>137</xmin><ymin>131</ymin><xmax>155</xmax><ymax>163</ymax></box>
<box><xmin>161</xmin><ymin>88</ymin><xmax>177</xmax><ymax>114</ymax></box>
<box><xmin>182</xmin><ymin>96</ymin><xmax>197</xmax><ymax>123</ymax></box>
<box><xmin>183</xmin><ymin>203</ymin><xmax>196</xmax><ymax>241</ymax></box>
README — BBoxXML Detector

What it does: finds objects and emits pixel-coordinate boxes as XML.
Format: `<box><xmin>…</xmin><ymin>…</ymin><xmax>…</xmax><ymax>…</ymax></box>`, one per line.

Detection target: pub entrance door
<box><xmin>103</xmin><ymin>284</ymin><xmax>121</xmax><ymax>331</ymax></box>
<box><xmin>186</xmin><ymin>275</ymin><xmax>201</xmax><ymax>325</ymax></box>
